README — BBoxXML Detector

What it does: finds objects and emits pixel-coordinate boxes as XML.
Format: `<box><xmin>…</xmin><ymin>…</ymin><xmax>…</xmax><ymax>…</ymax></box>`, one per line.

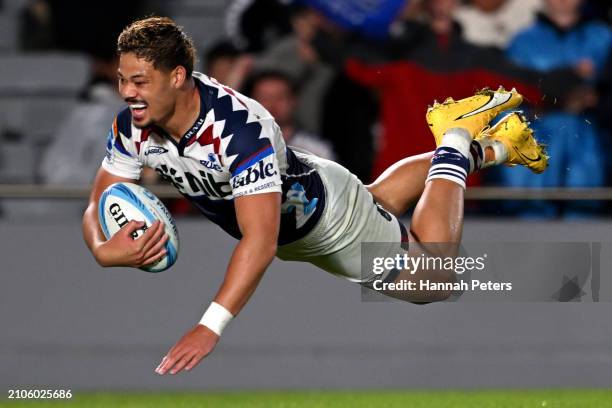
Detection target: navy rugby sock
<box><xmin>426</xmin><ymin>128</ymin><xmax>471</xmax><ymax>189</ymax></box>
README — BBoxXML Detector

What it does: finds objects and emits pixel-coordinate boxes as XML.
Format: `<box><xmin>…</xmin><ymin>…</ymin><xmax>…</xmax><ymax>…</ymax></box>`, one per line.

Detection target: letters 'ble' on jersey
<box><xmin>103</xmin><ymin>73</ymin><xmax>325</xmax><ymax>244</ymax></box>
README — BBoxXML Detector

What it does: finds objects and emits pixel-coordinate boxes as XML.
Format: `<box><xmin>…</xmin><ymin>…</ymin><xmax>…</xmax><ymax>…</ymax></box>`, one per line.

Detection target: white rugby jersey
<box><xmin>102</xmin><ymin>72</ymin><xmax>325</xmax><ymax>244</ymax></box>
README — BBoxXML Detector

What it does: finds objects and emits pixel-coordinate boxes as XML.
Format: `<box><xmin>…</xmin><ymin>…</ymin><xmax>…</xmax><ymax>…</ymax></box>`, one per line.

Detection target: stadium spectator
<box><xmin>19</xmin><ymin>0</ymin><xmax>54</xmax><ymax>50</ymax></box>
<box><xmin>497</xmin><ymin>0</ymin><xmax>612</xmax><ymax>216</ymax></box>
<box><xmin>315</xmin><ymin>0</ymin><xmax>580</xmax><ymax>182</ymax></box>
<box><xmin>597</xmin><ymin>51</ymin><xmax>612</xmax><ymax>195</ymax></box>
<box><xmin>252</xmin><ymin>5</ymin><xmax>336</xmax><ymax>137</ymax></box>
<box><xmin>41</xmin><ymin>58</ymin><xmax>124</xmax><ymax>187</ymax></box>
<box><xmin>320</xmin><ymin>70</ymin><xmax>379</xmax><ymax>182</ymax></box>
<box><xmin>225</xmin><ymin>0</ymin><xmax>296</xmax><ymax>53</ymax></box>
<box><xmin>242</xmin><ymin>70</ymin><xmax>335</xmax><ymax>160</ymax></box>
<box><xmin>28</xmin><ymin>56</ymin><xmax>123</xmax><ymax>218</ymax></box>
<box><xmin>454</xmin><ymin>0</ymin><xmax>543</xmax><ymax>49</ymax></box>
<box><xmin>302</xmin><ymin>0</ymin><xmax>407</xmax><ymax>39</ymax></box>
<box><xmin>204</xmin><ymin>40</ymin><xmax>254</xmax><ymax>90</ymax></box>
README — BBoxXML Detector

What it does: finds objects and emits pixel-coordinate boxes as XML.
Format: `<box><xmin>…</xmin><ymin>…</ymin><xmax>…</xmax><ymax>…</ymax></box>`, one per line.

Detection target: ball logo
<box><xmin>232</xmin><ymin>160</ymin><xmax>277</xmax><ymax>188</ymax></box>
<box><xmin>109</xmin><ymin>202</ymin><xmax>147</xmax><ymax>238</ymax></box>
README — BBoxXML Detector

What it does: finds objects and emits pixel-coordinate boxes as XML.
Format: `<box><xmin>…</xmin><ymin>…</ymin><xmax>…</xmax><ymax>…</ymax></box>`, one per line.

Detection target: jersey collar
<box><xmin>154</xmin><ymin>76</ymin><xmax>208</xmax><ymax>156</ymax></box>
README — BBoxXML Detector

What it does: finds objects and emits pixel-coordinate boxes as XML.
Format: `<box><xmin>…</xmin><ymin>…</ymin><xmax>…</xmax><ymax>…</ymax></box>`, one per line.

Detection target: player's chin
<box><xmin>132</xmin><ymin>116</ymin><xmax>153</xmax><ymax>129</ymax></box>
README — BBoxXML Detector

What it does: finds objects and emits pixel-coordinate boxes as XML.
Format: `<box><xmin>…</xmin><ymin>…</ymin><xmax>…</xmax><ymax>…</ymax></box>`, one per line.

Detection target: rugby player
<box><xmin>82</xmin><ymin>17</ymin><xmax>547</xmax><ymax>375</ymax></box>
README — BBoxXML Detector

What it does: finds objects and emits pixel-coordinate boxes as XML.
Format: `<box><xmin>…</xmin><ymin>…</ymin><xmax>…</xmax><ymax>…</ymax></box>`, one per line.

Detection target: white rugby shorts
<box><xmin>276</xmin><ymin>152</ymin><xmax>407</xmax><ymax>283</ymax></box>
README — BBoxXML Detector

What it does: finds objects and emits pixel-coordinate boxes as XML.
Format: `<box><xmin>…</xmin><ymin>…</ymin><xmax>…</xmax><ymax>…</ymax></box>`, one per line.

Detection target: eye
<box><xmin>135</xmin><ymin>81</ymin><xmax>147</xmax><ymax>86</ymax></box>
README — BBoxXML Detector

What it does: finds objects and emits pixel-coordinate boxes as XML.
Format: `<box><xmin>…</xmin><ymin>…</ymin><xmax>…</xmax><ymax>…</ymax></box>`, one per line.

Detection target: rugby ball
<box><xmin>98</xmin><ymin>182</ymin><xmax>179</xmax><ymax>272</ymax></box>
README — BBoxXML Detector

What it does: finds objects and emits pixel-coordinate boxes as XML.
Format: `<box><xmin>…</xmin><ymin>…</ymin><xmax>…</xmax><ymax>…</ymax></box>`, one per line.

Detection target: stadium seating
<box><xmin>0</xmin><ymin>1</ymin><xmax>229</xmax><ymax>215</ymax></box>
<box><xmin>0</xmin><ymin>54</ymin><xmax>88</xmax><ymax>185</ymax></box>
<box><xmin>0</xmin><ymin>141</ymin><xmax>35</xmax><ymax>183</ymax></box>
<box><xmin>0</xmin><ymin>14</ymin><xmax>18</xmax><ymax>52</ymax></box>
<box><xmin>172</xmin><ymin>15</ymin><xmax>226</xmax><ymax>56</ymax></box>
<box><xmin>0</xmin><ymin>54</ymin><xmax>89</xmax><ymax>96</ymax></box>
<box><xmin>0</xmin><ymin>97</ymin><xmax>77</xmax><ymax>143</ymax></box>
<box><xmin>2</xmin><ymin>0</ymin><xmax>30</xmax><ymax>14</ymax></box>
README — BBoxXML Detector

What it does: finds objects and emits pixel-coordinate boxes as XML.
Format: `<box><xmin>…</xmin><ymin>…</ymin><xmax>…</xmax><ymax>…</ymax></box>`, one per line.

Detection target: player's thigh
<box><xmin>309</xmin><ymin>200</ymin><xmax>403</xmax><ymax>282</ymax></box>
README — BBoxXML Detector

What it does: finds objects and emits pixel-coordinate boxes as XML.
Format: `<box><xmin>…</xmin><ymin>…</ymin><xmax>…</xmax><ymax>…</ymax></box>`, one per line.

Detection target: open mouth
<box><xmin>128</xmin><ymin>103</ymin><xmax>147</xmax><ymax>120</ymax></box>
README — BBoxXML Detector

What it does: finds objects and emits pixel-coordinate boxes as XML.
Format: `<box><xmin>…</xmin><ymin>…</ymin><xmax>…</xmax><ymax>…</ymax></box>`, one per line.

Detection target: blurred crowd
<box><xmin>2</xmin><ymin>0</ymin><xmax>612</xmax><ymax>218</ymax></box>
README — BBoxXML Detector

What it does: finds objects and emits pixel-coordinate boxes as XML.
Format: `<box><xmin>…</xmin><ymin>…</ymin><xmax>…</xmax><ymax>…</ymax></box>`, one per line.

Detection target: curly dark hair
<box><xmin>117</xmin><ymin>17</ymin><xmax>196</xmax><ymax>76</ymax></box>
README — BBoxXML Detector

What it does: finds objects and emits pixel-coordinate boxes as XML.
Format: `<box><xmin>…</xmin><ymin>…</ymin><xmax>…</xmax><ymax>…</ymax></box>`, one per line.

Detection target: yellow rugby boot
<box><xmin>477</xmin><ymin>111</ymin><xmax>548</xmax><ymax>174</ymax></box>
<box><xmin>426</xmin><ymin>86</ymin><xmax>523</xmax><ymax>145</ymax></box>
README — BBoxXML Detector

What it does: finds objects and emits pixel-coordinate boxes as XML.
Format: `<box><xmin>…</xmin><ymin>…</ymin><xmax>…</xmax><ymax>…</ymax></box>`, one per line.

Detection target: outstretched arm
<box><xmin>155</xmin><ymin>192</ymin><xmax>281</xmax><ymax>375</ymax></box>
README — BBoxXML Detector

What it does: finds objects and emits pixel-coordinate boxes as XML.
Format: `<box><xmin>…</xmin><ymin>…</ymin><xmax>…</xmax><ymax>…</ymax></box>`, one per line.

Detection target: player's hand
<box><xmin>155</xmin><ymin>324</ymin><xmax>219</xmax><ymax>375</ymax></box>
<box><xmin>93</xmin><ymin>220</ymin><xmax>168</xmax><ymax>268</ymax></box>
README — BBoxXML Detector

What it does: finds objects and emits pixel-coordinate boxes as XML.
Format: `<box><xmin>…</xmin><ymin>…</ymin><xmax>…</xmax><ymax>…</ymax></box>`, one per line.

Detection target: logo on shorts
<box><xmin>281</xmin><ymin>182</ymin><xmax>318</xmax><ymax>228</ymax></box>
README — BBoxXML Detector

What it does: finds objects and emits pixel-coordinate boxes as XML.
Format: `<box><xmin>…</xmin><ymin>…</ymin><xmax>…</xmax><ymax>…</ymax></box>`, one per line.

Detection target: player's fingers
<box><xmin>142</xmin><ymin>233</ymin><xmax>169</xmax><ymax>260</ymax></box>
<box><xmin>138</xmin><ymin>221</ymin><xmax>161</xmax><ymax>245</ymax></box>
<box><xmin>121</xmin><ymin>220</ymin><xmax>146</xmax><ymax>237</ymax></box>
<box><xmin>184</xmin><ymin>352</ymin><xmax>205</xmax><ymax>371</ymax></box>
<box><xmin>156</xmin><ymin>352</ymin><xmax>178</xmax><ymax>375</ymax></box>
<box><xmin>141</xmin><ymin>222</ymin><xmax>166</xmax><ymax>253</ymax></box>
<box><xmin>155</xmin><ymin>355</ymin><xmax>169</xmax><ymax>374</ymax></box>
<box><xmin>169</xmin><ymin>350</ymin><xmax>198</xmax><ymax>375</ymax></box>
<box><xmin>140</xmin><ymin>249</ymin><xmax>167</xmax><ymax>267</ymax></box>
<box><xmin>156</xmin><ymin>343</ymin><xmax>185</xmax><ymax>374</ymax></box>
<box><xmin>160</xmin><ymin>347</ymin><xmax>189</xmax><ymax>375</ymax></box>
<box><xmin>144</xmin><ymin>220</ymin><xmax>162</xmax><ymax>237</ymax></box>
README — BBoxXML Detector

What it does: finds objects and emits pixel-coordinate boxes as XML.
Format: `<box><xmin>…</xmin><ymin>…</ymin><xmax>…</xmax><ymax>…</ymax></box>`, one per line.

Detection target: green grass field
<box><xmin>2</xmin><ymin>390</ymin><xmax>612</xmax><ymax>408</ymax></box>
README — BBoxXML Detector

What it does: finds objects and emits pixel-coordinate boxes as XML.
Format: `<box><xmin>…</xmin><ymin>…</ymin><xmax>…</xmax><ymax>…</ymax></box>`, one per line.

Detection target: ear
<box><xmin>171</xmin><ymin>66</ymin><xmax>187</xmax><ymax>88</ymax></box>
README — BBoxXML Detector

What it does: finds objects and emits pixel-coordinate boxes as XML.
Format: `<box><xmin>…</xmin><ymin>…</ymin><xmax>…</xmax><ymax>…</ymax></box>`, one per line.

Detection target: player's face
<box><xmin>425</xmin><ymin>0</ymin><xmax>458</xmax><ymax>17</ymax></box>
<box><xmin>118</xmin><ymin>52</ymin><xmax>177</xmax><ymax>128</ymax></box>
<box><xmin>252</xmin><ymin>78</ymin><xmax>295</xmax><ymax>128</ymax></box>
<box><xmin>208</xmin><ymin>57</ymin><xmax>235</xmax><ymax>84</ymax></box>
<box><xmin>545</xmin><ymin>0</ymin><xmax>583</xmax><ymax>15</ymax></box>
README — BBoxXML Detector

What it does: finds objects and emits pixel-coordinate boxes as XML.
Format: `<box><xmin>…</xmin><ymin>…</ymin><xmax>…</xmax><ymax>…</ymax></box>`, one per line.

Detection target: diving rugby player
<box><xmin>82</xmin><ymin>17</ymin><xmax>546</xmax><ymax>375</ymax></box>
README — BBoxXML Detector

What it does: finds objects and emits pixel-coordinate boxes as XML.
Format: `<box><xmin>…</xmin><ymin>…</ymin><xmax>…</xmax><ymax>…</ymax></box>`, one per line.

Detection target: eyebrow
<box><xmin>117</xmin><ymin>72</ymin><xmax>148</xmax><ymax>80</ymax></box>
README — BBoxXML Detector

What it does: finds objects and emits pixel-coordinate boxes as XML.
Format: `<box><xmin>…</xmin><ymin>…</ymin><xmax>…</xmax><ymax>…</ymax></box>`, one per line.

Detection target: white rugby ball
<box><xmin>98</xmin><ymin>182</ymin><xmax>179</xmax><ymax>272</ymax></box>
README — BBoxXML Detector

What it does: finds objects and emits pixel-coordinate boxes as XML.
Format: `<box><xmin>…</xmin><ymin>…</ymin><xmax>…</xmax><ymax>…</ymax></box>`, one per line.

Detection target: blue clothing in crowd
<box><xmin>498</xmin><ymin>13</ymin><xmax>612</xmax><ymax>216</ymax></box>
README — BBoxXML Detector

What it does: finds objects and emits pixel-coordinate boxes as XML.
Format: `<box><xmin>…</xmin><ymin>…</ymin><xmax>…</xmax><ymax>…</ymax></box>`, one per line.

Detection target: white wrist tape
<box><xmin>199</xmin><ymin>302</ymin><xmax>233</xmax><ymax>336</ymax></box>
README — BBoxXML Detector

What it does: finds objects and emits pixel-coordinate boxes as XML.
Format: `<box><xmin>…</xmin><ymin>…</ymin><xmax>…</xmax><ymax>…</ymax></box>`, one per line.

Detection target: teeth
<box><xmin>129</xmin><ymin>104</ymin><xmax>146</xmax><ymax>109</ymax></box>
